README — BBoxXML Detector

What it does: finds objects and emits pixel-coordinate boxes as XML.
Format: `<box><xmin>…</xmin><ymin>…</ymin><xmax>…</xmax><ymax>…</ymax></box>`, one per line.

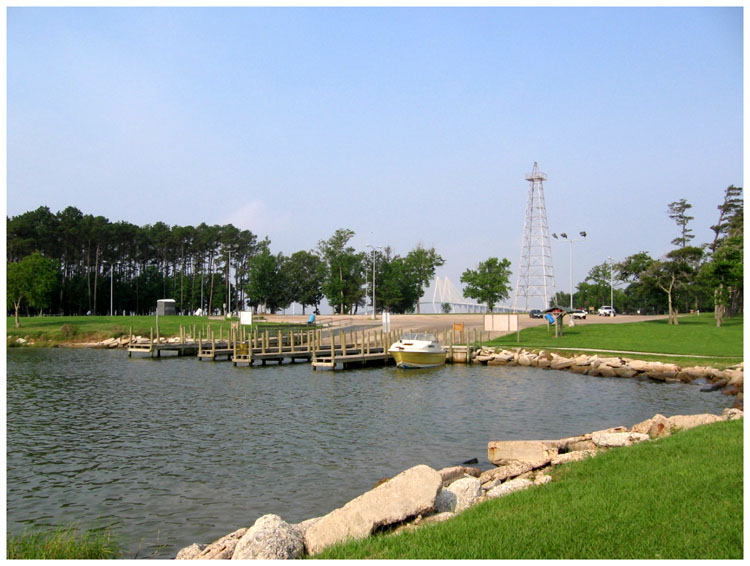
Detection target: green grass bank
<box><xmin>6</xmin><ymin>314</ymin><xmax>305</xmax><ymax>347</ymax></box>
<box><xmin>489</xmin><ymin>313</ymin><xmax>743</xmax><ymax>369</ymax></box>
<box><xmin>7</xmin><ymin>526</ymin><xmax>121</xmax><ymax>559</ymax></box>
<box><xmin>315</xmin><ymin>419</ymin><xmax>743</xmax><ymax>559</ymax></box>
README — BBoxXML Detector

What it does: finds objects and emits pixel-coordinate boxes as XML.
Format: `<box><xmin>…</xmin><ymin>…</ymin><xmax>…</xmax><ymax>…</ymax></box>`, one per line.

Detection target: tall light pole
<box><xmin>103</xmin><ymin>261</ymin><xmax>119</xmax><ymax>316</ymax></box>
<box><xmin>551</xmin><ymin>231</ymin><xmax>586</xmax><ymax>309</ymax></box>
<box><xmin>227</xmin><ymin>251</ymin><xmax>232</xmax><ymax>316</ymax></box>
<box><xmin>607</xmin><ymin>256</ymin><xmax>614</xmax><ymax>314</ymax></box>
<box><xmin>365</xmin><ymin>244</ymin><xmax>383</xmax><ymax>319</ymax></box>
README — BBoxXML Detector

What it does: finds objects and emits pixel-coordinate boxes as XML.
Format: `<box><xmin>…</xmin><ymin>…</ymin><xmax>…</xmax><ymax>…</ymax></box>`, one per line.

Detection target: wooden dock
<box><xmin>232</xmin><ymin>327</ymin><xmax>320</xmax><ymax>366</ymax></box>
<box><xmin>312</xmin><ymin>327</ymin><xmax>485</xmax><ymax>370</ymax></box>
<box><xmin>127</xmin><ymin>323</ymin><xmax>488</xmax><ymax>369</ymax></box>
<box><xmin>127</xmin><ymin>326</ymin><xmax>199</xmax><ymax>358</ymax></box>
<box><xmin>311</xmin><ymin>329</ymin><xmax>399</xmax><ymax>369</ymax></box>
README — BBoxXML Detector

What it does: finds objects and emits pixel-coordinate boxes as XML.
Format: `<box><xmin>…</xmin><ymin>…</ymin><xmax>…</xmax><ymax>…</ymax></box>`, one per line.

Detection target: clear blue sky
<box><xmin>6</xmin><ymin>7</ymin><xmax>743</xmax><ymax>309</ymax></box>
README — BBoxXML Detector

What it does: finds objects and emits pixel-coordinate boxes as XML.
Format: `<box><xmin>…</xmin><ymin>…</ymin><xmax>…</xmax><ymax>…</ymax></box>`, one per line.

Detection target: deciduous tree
<box><xmin>7</xmin><ymin>252</ymin><xmax>59</xmax><ymax>327</ymax></box>
<box><xmin>460</xmin><ymin>257</ymin><xmax>512</xmax><ymax>312</ymax></box>
<box><xmin>318</xmin><ymin>229</ymin><xmax>366</xmax><ymax>315</ymax></box>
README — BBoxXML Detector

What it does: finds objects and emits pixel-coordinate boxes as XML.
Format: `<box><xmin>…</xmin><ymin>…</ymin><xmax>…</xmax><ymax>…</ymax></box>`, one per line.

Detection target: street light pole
<box><xmin>103</xmin><ymin>261</ymin><xmax>119</xmax><ymax>316</ymax></box>
<box><xmin>366</xmin><ymin>244</ymin><xmax>383</xmax><ymax>320</ymax></box>
<box><xmin>552</xmin><ymin>231</ymin><xmax>586</xmax><ymax>309</ymax></box>
<box><xmin>607</xmin><ymin>256</ymin><xmax>614</xmax><ymax>314</ymax></box>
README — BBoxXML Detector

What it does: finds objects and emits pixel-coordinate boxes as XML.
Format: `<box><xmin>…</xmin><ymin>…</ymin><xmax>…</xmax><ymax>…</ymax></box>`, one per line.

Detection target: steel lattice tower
<box><xmin>513</xmin><ymin>162</ymin><xmax>556</xmax><ymax>312</ymax></box>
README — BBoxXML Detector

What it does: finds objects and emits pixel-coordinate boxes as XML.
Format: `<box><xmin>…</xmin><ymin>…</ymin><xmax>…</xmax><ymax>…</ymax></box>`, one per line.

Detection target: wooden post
<box><xmin>232</xmin><ymin>328</ymin><xmax>237</xmax><ymax>365</ymax></box>
<box><xmin>449</xmin><ymin>327</ymin><xmax>454</xmax><ymax>362</ymax></box>
<box><xmin>331</xmin><ymin>330</ymin><xmax>336</xmax><ymax>368</ymax></box>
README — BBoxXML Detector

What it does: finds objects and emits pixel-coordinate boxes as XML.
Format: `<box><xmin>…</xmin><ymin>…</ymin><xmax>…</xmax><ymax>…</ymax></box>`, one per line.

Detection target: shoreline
<box><xmin>470</xmin><ymin>346</ymin><xmax>744</xmax><ymax>406</ymax></box>
<box><xmin>175</xmin><ymin>408</ymin><xmax>744</xmax><ymax>559</ymax></box>
<box><xmin>10</xmin><ymin>323</ymin><xmax>744</xmax><ymax>405</ymax></box>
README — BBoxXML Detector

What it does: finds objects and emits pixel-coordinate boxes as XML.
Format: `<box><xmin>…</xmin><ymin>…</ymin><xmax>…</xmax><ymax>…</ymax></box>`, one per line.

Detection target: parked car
<box><xmin>572</xmin><ymin>309</ymin><xmax>587</xmax><ymax>319</ymax></box>
<box><xmin>529</xmin><ymin>309</ymin><xmax>543</xmax><ymax>318</ymax></box>
<box><xmin>598</xmin><ymin>306</ymin><xmax>616</xmax><ymax>316</ymax></box>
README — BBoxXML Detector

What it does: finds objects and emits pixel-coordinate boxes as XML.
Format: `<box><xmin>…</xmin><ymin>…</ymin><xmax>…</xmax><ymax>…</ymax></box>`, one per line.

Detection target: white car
<box><xmin>598</xmin><ymin>306</ymin><xmax>616</xmax><ymax>316</ymax></box>
<box><xmin>572</xmin><ymin>309</ymin><xmax>587</xmax><ymax>319</ymax></box>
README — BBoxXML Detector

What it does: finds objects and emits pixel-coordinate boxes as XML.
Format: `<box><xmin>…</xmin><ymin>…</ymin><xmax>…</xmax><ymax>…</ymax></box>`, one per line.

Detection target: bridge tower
<box><xmin>513</xmin><ymin>162</ymin><xmax>556</xmax><ymax>312</ymax></box>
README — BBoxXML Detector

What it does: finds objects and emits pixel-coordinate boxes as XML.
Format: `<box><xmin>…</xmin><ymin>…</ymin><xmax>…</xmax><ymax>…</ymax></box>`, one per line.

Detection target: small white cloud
<box><xmin>223</xmin><ymin>200</ymin><xmax>272</xmax><ymax>233</ymax></box>
<box><xmin>222</xmin><ymin>200</ymin><xmax>301</xmax><ymax>252</ymax></box>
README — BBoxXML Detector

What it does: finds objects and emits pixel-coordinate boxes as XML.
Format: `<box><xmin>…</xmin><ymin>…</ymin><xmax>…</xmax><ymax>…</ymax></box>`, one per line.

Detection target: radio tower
<box><xmin>513</xmin><ymin>162</ymin><xmax>556</xmax><ymax>312</ymax></box>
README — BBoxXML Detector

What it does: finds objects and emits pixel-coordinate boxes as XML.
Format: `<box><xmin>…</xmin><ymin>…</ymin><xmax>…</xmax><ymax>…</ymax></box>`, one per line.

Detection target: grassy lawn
<box><xmin>315</xmin><ymin>419</ymin><xmax>743</xmax><ymax>559</ymax></box>
<box><xmin>488</xmin><ymin>313</ymin><xmax>743</xmax><ymax>368</ymax></box>
<box><xmin>7</xmin><ymin>526</ymin><xmax>121</xmax><ymax>559</ymax></box>
<box><xmin>6</xmin><ymin>315</ymin><xmax>309</xmax><ymax>345</ymax></box>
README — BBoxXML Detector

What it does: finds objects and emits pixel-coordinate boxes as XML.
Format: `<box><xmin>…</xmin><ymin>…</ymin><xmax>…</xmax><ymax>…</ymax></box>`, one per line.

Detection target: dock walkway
<box><xmin>127</xmin><ymin>323</ymin><xmax>488</xmax><ymax>369</ymax></box>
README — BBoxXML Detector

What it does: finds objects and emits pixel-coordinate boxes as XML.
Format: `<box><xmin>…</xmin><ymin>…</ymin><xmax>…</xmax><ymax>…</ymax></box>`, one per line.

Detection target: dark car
<box><xmin>529</xmin><ymin>309</ymin><xmax>543</xmax><ymax>318</ymax></box>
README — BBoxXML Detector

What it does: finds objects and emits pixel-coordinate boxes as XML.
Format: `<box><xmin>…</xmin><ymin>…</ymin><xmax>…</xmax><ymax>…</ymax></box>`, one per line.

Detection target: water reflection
<box><xmin>7</xmin><ymin>348</ymin><xmax>730</xmax><ymax>558</ymax></box>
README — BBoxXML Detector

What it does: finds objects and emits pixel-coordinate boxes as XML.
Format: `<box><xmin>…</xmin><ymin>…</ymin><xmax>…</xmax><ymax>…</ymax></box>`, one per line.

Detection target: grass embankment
<box><xmin>7</xmin><ymin>526</ymin><xmax>120</xmax><ymax>559</ymax></box>
<box><xmin>489</xmin><ymin>313</ymin><xmax>743</xmax><ymax>369</ymax></box>
<box><xmin>316</xmin><ymin>419</ymin><xmax>743</xmax><ymax>559</ymax></box>
<box><xmin>6</xmin><ymin>315</ymin><xmax>307</xmax><ymax>346</ymax></box>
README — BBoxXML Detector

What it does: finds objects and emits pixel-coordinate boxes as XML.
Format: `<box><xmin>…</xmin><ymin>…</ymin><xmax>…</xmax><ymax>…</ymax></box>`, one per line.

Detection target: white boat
<box><xmin>388</xmin><ymin>332</ymin><xmax>446</xmax><ymax>369</ymax></box>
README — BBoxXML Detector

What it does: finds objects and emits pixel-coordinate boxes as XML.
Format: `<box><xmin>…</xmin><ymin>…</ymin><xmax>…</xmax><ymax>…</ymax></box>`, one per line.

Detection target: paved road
<box><xmin>264</xmin><ymin>312</ymin><xmax>669</xmax><ymax>339</ymax></box>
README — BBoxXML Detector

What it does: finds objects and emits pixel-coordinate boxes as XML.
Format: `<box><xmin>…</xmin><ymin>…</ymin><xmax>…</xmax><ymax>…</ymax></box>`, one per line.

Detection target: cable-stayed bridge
<box><xmin>418</xmin><ymin>277</ymin><xmax>515</xmax><ymax>314</ymax></box>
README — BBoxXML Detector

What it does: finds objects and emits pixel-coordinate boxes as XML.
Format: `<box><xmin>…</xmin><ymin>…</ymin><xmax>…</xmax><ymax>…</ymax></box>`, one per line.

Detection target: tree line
<box><xmin>7</xmin><ymin>185</ymin><xmax>742</xmax><ymax>326</ymax></box>
<box><xmin>552</xmin><ymin>185</ymin><xmax>743</xmax><ymax>326</ymax></box>
<box><xmin>6</xmin><ymin>206</ymin><xmax>446</xmax><ymax>324</ymax></box>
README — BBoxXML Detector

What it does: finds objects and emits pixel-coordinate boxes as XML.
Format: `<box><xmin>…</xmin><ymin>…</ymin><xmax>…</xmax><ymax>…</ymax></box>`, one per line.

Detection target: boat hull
<box><xmin>390</xmin><ymin>350</ymin><xmax>446</xmax><ymax>369</ymax></box>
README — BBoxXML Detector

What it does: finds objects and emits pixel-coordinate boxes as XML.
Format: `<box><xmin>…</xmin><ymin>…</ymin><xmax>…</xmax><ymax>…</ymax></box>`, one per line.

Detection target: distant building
<box><xmin>156</xmin><ymin>299</ymin><xmax>176</xmax><ymax>316</ymax></box>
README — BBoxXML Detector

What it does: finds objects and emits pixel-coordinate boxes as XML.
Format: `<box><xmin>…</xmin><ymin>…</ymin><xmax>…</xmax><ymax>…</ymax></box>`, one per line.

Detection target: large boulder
<box><xmin>722</xmin><ymin>408</ymin><xmax>744</xmax><ymax>420</ymax></box>
<box><xmin>176</xmin><ymin>528</ymin><xmax>247</xmax><ymax>559</ymax></box>
<box><xmin>631</xmin><ymin>414</ymin><xmax>671</xmax><ymax>437</ymax></box>
<box><xmin>666</xmin><ymin>413</ymin><xmax>722</xmax><ymax>431</ymax></box>
<box><xmin>434</xmin><ymin>476</ymin><xmax>482</xmax><ymax>514</ymax></box>
<box><xmin>479</xmin><ymin>462</ymin><xmax>534</xmax><ymax>489</ymax></box>
<box><xmin>624</xmin><ymin>359</ymin><xmax>651</xmax><ymax>372</ymax></box>
<box><xmin>176</xmin><ymin>544</ymin><xmax>204</xmax><ymax>559</ymax></box>
<box><xmin>232</xmin><ymin>514</ymin><xmax>304</xmax><ymax>560</ymax></box>
<box><xmin>725</xmin><ymin>368</ymin><xmax>744</xmax><ymax>387</ymax></box>
<box><xmin>614</xmin><ymin>367</ymin><xmax>638</xmax><ymax>378</ymax></box>
<box><xmin>487</xmin><ymin>440</ymin><xmax>558</xmax><ymax>468</ymax></box>
<box><xmin>294</xmin><ymin>517</ymin><xmax>322</xmax><ymax>539</ymax></box>
<box><xmin>437</xmin><ymin>465</ymin><xmax>481</xmax><ymax>487</ymax></box>
<box><xmin>593</xmin><ymin>365</ymin><xmax>618</xmax><ymax>378</ymax></box>
<box><xmin>551</xmin><ymin>450</ymin><xmax>597</xmax><ymax>466</ymax></box>
<box><xmin>485</xmin><ymin>477</ymin><xmax>533</xmax><ymax>499</ymax></box>
<box><xmin>556</xmin><ymin>434</ymin><xmax>596</xmax><ymax>452</ymax></box>
<box><xmin>550</xmin><ymin>356</ymin><xmax>575</xmax><ymax>370</ymax></box>
<box><xmin>592</xmin><ymin>431</ymin><xmax>650</xmax><ymax>448</ymax></box>
<box><xmin>303</xmin><ymin>464</ymin><xmax>442</xmax><ymax>555</ymax></box>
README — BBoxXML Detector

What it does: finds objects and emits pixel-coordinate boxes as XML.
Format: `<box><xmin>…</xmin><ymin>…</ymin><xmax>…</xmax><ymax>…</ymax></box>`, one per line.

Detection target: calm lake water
<box><xmin>7</xmin><ymin>347</ymin><xmax>731</xmax><ymax>558</ymax></box>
